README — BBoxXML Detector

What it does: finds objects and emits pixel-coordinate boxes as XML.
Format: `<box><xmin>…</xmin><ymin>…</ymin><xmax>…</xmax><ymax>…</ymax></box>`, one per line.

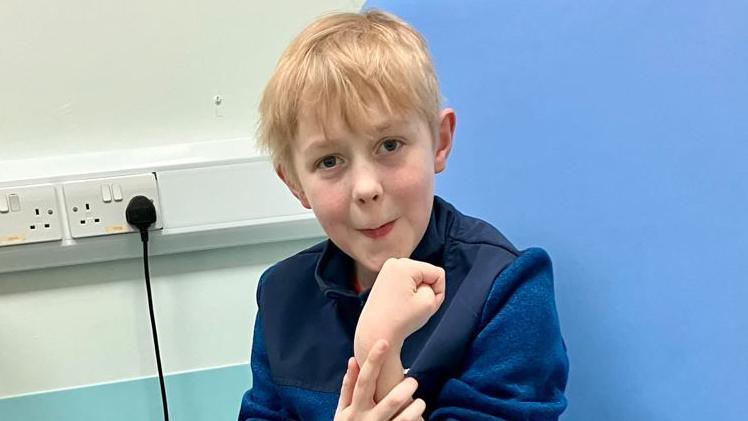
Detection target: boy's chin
<box><xmin>368</xmin><ymin>252</ymin><xmax>409</xmax><ymax>272</ymax></box>
<box><xmin>353</xmin><ymin>254</ymin><xmax>391</xmax><ymax>275</ymax></box>
<box><xmin>359</xmin><ymin>258</ymin><xmax>386</xmax><ymax>274</ymax></box>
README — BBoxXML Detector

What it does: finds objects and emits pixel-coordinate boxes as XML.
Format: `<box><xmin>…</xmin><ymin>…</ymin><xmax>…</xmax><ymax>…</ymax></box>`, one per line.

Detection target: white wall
<box><xmin>0</xmin><ymin>0</ymin><xmax>364</xmax><ymax>398</ymax></box>
<box><xmin>0</xmin><ymin>238</ymin><xmax>321</xmax><ymax>397</ymax></box>
<box><xmin>1</xmin><ymin>0</ymin><xmax>362</xmax><ymax>160</ymax></box>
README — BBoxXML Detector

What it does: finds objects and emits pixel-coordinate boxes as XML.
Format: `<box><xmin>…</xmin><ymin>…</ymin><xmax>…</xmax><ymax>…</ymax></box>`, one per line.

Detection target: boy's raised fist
<box><xmin>356</xmin><ymin>257</ymin><xmax>446</xmax><ymax>354</ymax></box>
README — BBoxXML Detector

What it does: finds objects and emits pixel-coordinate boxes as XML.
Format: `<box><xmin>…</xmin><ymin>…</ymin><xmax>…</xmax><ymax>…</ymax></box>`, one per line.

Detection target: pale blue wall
<box><xmin>364</xmin><ymin>1</ymin><xmax>748</xmax><ymax>420</ymax></box>
<box><xmin>0</xmin><ymin>366</ymin><xmax>250</xmax><ymax>421</ymax></box>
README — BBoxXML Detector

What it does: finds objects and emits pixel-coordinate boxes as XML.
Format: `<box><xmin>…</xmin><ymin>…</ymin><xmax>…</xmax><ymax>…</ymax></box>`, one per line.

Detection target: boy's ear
<box><xmin>275</xmin><ymin>165</ymin><xmax>312</xmax><ymax>209</ymax></box>
<box><xmin>434</xmin><ymin>108</ymin><xmax>456</xmax><ymax>174</ymax></box>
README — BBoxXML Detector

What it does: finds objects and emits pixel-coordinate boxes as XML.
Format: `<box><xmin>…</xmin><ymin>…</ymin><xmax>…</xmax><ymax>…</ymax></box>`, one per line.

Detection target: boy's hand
<box><xmin>335</xmin><ymin>339</ymin><xmax>426</xmax><ymax>421</ymax></box>
<box><xmin>356</xmin><ymin>257</ymin><xmax>446</xmax><ymax>355</ymax></box>
<box><xmin>353</xmin><ymin>258</ymin><xmax>445</xmax><ymax>402</ymax></box>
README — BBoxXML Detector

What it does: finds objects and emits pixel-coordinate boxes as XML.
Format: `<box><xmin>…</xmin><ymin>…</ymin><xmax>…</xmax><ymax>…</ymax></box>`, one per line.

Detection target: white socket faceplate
<box><xmin>62</xmin><ymin>173</ymin><xmax>163</xmax><ymax>238</ymax></box>
<box><xmin>0</xmin><ymin>184</ymin><xmax>63</xmax><ymax>247</ymax></box>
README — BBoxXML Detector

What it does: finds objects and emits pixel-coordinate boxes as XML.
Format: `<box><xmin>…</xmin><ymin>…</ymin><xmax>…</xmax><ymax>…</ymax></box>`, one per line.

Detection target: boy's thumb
<box><xmin>414</xmin><ymin>284</ymin><xmax>440</xmax><ymax>311</ymax></box>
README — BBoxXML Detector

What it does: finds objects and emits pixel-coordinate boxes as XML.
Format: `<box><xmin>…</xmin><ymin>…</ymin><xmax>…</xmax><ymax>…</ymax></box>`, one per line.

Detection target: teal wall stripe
<box><xmin>0</xmin><ymin>364</ymin><xmax>251</xmax><ymax>421</ymax></box>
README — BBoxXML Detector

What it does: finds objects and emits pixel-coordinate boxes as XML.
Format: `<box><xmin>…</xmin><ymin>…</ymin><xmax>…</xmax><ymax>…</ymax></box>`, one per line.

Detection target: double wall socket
<box><xmin>0</xmin><ymin>184</ymin><xmax>63</xmax><ymax>247</ymax></box>
<box><xmin>62</xmin><ymin>173</ymin><xmax>163</xmax><ymax>238</ymax></box>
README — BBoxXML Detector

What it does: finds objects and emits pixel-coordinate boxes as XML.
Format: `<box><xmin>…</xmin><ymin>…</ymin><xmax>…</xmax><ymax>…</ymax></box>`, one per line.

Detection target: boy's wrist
<box><xmin>354</xmin><ymin>333</ymin><xmax>404</xmax><ymax>363</ymax></box>
<box><xmin>354</xmin><ymin>324</ymin><xmax>405</xmax><ymax>363</ymax></box>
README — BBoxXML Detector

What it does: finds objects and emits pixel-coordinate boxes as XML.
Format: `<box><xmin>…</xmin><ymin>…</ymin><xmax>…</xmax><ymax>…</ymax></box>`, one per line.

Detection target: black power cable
<box><xmin>126</xmin><ymin>195</ymin><xmax>168</xmax><ymax>421</ymax></box>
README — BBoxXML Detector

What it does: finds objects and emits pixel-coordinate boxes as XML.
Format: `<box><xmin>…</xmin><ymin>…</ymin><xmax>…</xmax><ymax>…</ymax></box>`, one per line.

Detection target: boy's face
<box><xmin>278</xmin><ymin>103</ymin><xmax>455</xmax><ymax>286</ymax></box>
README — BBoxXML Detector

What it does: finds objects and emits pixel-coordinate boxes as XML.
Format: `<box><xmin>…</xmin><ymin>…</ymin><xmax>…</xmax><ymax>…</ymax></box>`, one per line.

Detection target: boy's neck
<box><xmin>354</xmin><ymin>263</ymin><xmax>377</xmax><ymax>291</ymax></box>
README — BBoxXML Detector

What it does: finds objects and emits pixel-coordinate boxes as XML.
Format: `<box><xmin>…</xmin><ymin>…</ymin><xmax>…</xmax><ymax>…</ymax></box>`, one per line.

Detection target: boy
<box><xmin>239</xmin><ymin>9</ymin><xmax>568</xmax><ymax>420</ymax></box>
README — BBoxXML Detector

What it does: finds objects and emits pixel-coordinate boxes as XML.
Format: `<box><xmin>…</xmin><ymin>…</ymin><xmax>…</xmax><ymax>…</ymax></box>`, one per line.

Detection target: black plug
<box><xmin>126</xmin><ymin>195</ymin><xmax>156</xmax><ymax>242</ymax></box>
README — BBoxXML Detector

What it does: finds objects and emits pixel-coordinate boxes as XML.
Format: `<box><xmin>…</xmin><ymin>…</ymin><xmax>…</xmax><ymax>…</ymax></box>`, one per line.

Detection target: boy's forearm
<box><xmin>353</xmin><ymin>324</ymin><xmax>400</xmax><ymax>367</ymax></box>
<box><xmin>374</xmin><ymin>341</ymin><xmax>406</xmax><ymax>402</ymax></box>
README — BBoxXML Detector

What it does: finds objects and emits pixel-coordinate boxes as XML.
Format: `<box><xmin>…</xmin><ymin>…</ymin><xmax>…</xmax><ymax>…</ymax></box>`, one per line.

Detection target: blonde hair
<box><xmin>256</xmin><ymin>9</ymin><xmax>442</xmax><ymax>188</ymax></box>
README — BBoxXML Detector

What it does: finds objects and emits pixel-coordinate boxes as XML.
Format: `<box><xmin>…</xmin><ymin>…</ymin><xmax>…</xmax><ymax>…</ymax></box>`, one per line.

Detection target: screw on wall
<box><xmin>214</xmin><ymin>95</ymin><xmax>223</xmax><ymax>118</ymax></box>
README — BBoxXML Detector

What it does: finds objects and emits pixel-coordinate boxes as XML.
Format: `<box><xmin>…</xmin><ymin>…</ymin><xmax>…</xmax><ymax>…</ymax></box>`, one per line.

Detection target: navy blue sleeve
<box><xmin>238</xmin><ymin>274</ymin><xmax>293</xmax><ymax>421</ymax></box>
<box><xmin>430</xmin><ymin>248</ymin><xmax>569</xmax><ymax>421</ymax></box>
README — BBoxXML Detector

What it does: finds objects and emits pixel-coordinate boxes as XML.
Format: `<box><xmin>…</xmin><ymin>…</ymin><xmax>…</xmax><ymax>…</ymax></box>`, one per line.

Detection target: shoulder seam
<box><xmin>448</xmin><ymin>236</ymin><xmax>520</xmax><ymax>257</ymax></box>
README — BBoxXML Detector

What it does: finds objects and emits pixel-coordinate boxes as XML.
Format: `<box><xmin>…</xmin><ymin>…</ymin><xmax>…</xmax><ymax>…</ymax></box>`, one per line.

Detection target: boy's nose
<box><xmin>351</xmin><ymin>168</ymin><xmax>383</xmax><ymax>205</ymax></box>
<box><xmin>354</xmin><ymin>183</ymin><xmax>381</xmax><ymax>204</ymax></box>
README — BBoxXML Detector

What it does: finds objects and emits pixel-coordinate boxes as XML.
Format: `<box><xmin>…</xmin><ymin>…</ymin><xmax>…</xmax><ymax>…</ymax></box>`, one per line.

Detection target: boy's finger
<box><xmin>371</xmin><ymin>376</ymin><xmax>419</xmax><ymax>419</ymax></box>
<box><xmin>335</xmin><ymin>357</ymin><xmax>358</xmax><ymax>413</ymax></box>
<box><xmin>429</xmin><ymin>266</ymin><xmax>446</xmax><ymax>295</ymax></box>
<box><xmin>351</xmin><ymin>339</ymin><xmax>389</xmax><ymax>408</ymax></box>
<box><xmin>414</xmin><ymin>284</ymin><xmax>443</xmax><ymax>310</ymax></box>
<box><xmin>411</xmin><ymin>261</ymin><xmax>446</xmax><ymax>294</ymax></box>
<box><xmin>393</xmin><ymin>398</ymin><xmax>426</xmax><ymax>421</ymax></box>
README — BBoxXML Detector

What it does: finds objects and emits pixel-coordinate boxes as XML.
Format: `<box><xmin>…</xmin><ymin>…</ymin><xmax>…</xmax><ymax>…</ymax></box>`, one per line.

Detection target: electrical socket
<box><xmin>62</xmin><ymin>173</ymin><xmax>163</xmax><ymax>239</ymax></box>
<box><xmin>0</xmin><ymin>184</ymin><xmax>63</xmax><ymax>247</ymax></box>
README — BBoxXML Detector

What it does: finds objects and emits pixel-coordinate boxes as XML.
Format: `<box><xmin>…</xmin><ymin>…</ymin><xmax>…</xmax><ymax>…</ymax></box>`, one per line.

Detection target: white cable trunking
<box><xmin>0</xmin><ymin>139</ymin><xmax>323</xmax><ymax>274</ymax></box>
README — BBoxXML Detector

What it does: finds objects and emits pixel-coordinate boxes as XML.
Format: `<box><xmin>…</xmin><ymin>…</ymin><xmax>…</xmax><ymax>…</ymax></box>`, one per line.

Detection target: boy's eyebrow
<box><xmin>374</xmin><ymin>121</ymin><xmax>392</xmax><ymax>132</ymax></box>
<box><xmin>303</xmin><ymin>120</ymin><xmax>406</xmax><ymax>155</ymax></box>
<box><xmin>303</xmin><ymin>138</ymin><xmax>343</xmax><ymax>155</ymax></box>
<box><xmin>372</xmin><ymin>118</ymin><xmax>410</xmax><ymax>133</ymax></box>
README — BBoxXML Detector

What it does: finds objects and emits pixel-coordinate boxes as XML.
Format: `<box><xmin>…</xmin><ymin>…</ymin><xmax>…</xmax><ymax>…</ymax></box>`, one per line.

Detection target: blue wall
<box><xmin>364</xmin><ymin>1</ymin><xmax>748</xmax><ymax>419</ymax></box>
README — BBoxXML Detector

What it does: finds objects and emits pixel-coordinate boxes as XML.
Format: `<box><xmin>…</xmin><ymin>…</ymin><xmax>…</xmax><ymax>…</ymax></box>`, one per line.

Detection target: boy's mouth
<box><xmin>359</xmin><ymin>219</ymin><xmax>396</xmax><ymax>239</ymax></box>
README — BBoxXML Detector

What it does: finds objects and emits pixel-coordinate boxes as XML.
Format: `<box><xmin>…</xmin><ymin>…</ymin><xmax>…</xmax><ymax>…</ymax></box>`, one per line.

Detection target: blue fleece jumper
<box><xmin>239</xmin><ymin>196</ymin><xmax>569</xmax><ymax>420</ymax></box>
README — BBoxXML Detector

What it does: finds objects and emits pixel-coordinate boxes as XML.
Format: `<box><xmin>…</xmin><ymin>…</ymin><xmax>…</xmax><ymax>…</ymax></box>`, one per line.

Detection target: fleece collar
<box><xmin>314</xmin><ymin>195</ymin><xmax>453</xmax><ymax>302</ymax></box>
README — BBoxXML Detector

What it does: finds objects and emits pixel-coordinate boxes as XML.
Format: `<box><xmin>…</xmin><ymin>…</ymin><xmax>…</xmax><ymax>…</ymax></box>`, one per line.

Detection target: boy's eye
<box><xmin>316</xmin><ymin>155</ymin><xmax>340</xmax><ymax>170</ymax></box>
<box><xmin>379</xmin><ymin>138</ymin><xmax>402</xmax><ymax>153</ymax></box>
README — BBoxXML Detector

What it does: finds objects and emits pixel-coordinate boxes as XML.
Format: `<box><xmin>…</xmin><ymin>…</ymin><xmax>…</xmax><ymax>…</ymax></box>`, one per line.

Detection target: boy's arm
<box><xmin>354</xmin><ymin>258</ymin><xmax>446</xmax><ymax>402</ymax></box>
<box><xmin>238</xmin><ymin>280</ymin><xmax>292</xmax><ymax>420</ymax></box>
<box><xmin>430</xmin><ymin>248</ymin><xmax>569</xmax><ymax>420</ymax></box>
<box><xmin>364</xmin><ymin>339</ymin><xmax>408</xmax><ymax>403</ymax></box>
